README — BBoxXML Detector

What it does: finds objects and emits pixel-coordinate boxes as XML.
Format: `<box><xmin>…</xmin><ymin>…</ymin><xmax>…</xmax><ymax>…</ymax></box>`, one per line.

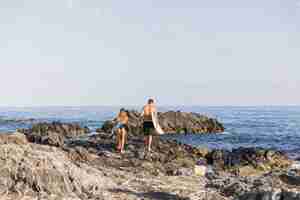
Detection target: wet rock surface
<box><xmin>99</xmin><ymin>110</ymin><xmax>225</xmax><ymax>135</ymax></box>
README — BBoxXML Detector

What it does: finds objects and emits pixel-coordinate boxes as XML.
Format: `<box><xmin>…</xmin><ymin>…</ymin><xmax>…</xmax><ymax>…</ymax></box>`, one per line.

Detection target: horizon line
<box><xmin>1</xmin><ymin>104</ymin><xmax>300</xmax><ymax>108</ymax></box>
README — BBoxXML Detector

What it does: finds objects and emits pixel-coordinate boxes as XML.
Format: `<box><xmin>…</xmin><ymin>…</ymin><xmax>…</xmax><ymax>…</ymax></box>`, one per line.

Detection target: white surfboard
<box><xmin>151</xmin><ymin>112</ymin><xmax>164</xmax><ymax>135</ymax></box>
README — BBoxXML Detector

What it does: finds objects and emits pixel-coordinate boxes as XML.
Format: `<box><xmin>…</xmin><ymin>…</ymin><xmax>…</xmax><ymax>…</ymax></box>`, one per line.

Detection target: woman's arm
<box><xmin>116</xmin><ymin>114</ymin><xmax>121</xmax><ymax>122</ymax></box>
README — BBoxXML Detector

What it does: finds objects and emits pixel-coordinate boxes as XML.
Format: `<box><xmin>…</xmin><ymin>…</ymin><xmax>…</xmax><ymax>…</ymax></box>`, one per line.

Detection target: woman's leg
<box><xmin>120</xmin><ymin>128</ymin><xmax>127</xmax><ymax>153</ymax></box>
<box><xmin>116</xmin><ymin>129</ymin><xmax>122</xmax><ymax>151</ymax></box>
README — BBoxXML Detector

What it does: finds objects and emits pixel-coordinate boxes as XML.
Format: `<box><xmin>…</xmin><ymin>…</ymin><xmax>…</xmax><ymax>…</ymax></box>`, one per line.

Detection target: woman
<box><xmin>113</xmin><ymin>108</ymin><xmax>129</xmax><ymax>153</ymax></box>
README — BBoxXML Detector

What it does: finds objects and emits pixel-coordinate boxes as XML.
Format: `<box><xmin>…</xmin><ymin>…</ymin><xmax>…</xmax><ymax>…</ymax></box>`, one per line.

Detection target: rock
<box><xmin>158</xmin><ymin>111</ymin><xmax>224</xmax><ymax>134</ymax></box>
<box><xmin>0</xmin><ymin>130</ymin><xmax>298</xmax><ymax>200</ymax></box>
<box><xmin>266</xmin><ymin>150</ymin><xmax>292</xmax><ymax>169</ymax></box>
<box><xmin>0</xmin><ymin>140</ymin><xmax>116</xmax><ymax>199</ymax></box>
<box><xmin>281</xmin><ymin>191</ymin><xmax>300</xmax><ymax>200</ymax></box>
<box><xmin>26</xmin><ymin>130</ymin><xmax>65</xmax><ymax>147</ymax></box>
<box><xmin>21</xmin><ymin>121</ymin><xmax>90</xmax><ymax>138</ymax></box>
<box><xmin>66</xmin><ymin>146</ymin><xmax>94</xmax><ymax>162</ymax></box>
<box><xmin>256</xmin><ymin>162</ymin><xmax>272</xmax><ymax>171</ymax></box>
<box><xmin>280</xmin><ymin>173</ymin><xmax>300</xmax><ymax>186</ymax></box>
<box><xmin>0</xmin><ymin>132</ymin><xmax>28</xmax><ymax>145</ymax></box>
<box><xmin>237</xmin><ymin>190</ymin><xmax>300</xmax><ymax>200</ymax></box>
<box><xmin>222</xmin><ymin>181</ymin><xmax>251</xmax><ymax>197</ymax></box>
<box><xmin>207</xmin><ymin>147</ymin><xmax>292</xmax><ymax>173</ymax></box>
<box><xmin>206</xmin><ymin>169</ymin><xmax>300</xmax><ymax>200</ymax></box>
<box><xmin>99</xmin><ymin>110</ymin><xmax>224</xmax><ymax>135</ymax></box>
<box><xmin>42</xmin><ymin>131</ymin><xmax>65</xmax><ymax>147</ymax></box>
<box><xmin>195</xmin><ymin>147</ymin><xmax>210</xmax><ymax>157</ymax></box>
<box><xmin>0</xmin><ymin>117</ymin><xmax>37</xmax><ymax>125</ymax></box>
<box><xmin>20</xmin><ymin>122</ymin><xmax>90</xmax><ymax>147</ymax></box>
<box><xmin>175</xmin><ymin>168</ymin><xmax>194</xmax><ymax>176</ymax></box>
<box><xmin>208</xmin><ymin>149</ymin><xmax>230</xmax><ymax>170</ymax></box>
<box><xmin>237</xmin><ymin>190</ymin><xmax>281</xmax><ymax>200</ymax></box>
<box><xmin>194</xmin><ymin>165</ymin><xmax>207</xmax><ymax>176</ymax></box>
<box><xmin>238</xmin><ymin>166</ymin><xmax>264</xmax><ymax>177</ymax></box>
<box><xmin>197</xmin><ymin>158</ymin><xmax>208</xmax><ymax>166</ymax></box>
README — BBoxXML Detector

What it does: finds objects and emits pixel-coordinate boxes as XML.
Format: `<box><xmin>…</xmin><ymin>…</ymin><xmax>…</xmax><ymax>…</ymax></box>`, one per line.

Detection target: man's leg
<box><xmin>143</xmin><ymin>126</ymin><xmax>148</xmax><ymax>150</ymax></box>
<box><xmin>147</xmin><ymin>135</ymin><xmax>152</xmax><ymax>152</ymax></box>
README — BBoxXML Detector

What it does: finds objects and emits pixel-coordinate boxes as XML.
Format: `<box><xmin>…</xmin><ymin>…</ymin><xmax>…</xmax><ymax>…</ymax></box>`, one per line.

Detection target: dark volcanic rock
<box><xmin>20</xmin><ymin>122</ymin><xmax>90</xmax><ymax>147</ymax></box>
<box><xmin>98</xmin><ymin>110</ymin><xmax>224</xmax><ymax>135</ymax></box>
<box><xmin>207</xmin><ymin>147</ymin><xmax>292</xmax><ymax>174</ymax></box>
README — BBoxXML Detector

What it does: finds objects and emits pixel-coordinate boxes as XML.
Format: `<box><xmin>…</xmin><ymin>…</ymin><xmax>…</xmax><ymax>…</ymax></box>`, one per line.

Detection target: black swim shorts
<box><xmin>143</xmin><ymin>121</ymin><xmax>155</xmax><ymax>136</ymax></box>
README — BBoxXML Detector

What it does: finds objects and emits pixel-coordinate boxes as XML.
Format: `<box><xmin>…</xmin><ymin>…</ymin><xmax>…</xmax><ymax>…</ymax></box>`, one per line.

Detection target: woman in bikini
<box><xmin>114</xmin><ymin>108</ymin><xmax>129</xmax><ymax>153</ymax></box>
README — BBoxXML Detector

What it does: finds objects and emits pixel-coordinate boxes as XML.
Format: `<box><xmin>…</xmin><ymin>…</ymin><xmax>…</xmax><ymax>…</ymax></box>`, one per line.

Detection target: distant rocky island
<box><xmin>0</xmin><ymin>111</ymin><xmax>299</xmax><ymax>200</ymax></box>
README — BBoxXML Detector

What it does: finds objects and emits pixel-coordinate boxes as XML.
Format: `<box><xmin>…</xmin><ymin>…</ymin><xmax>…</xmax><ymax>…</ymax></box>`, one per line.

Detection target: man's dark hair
<box><xmin>148</xmin><ymin>99</ymin><xmax>154</xmax><ymax>104</ymax></box>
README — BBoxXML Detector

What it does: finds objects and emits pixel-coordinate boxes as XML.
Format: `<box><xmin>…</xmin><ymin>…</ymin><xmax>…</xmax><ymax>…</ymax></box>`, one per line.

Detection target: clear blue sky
<box><xmin>0</xmin><ymin>0</ymin><xmax>299</xmax><ymax>106</ymax></box>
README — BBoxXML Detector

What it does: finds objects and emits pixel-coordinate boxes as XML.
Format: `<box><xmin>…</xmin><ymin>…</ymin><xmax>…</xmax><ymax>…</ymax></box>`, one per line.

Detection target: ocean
<box><xmin>1</xmin><ymin>106</ymin><xmax>300</xmax><ymax>159</ymax></box>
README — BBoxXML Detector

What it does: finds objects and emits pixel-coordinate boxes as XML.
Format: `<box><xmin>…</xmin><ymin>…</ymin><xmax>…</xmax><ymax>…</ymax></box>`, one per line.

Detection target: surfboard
<box><xmin>151</xmin><ymin>112</ymin><xmax>164</xmax><ymax>135</ymax></box>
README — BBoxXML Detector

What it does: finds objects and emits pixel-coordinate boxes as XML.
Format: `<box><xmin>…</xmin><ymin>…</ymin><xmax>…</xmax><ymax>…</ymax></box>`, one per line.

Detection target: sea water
<box><xmin>1</xmin><ymin>106</ymin><xmax>300</xmax><ymax>159</ymax></box>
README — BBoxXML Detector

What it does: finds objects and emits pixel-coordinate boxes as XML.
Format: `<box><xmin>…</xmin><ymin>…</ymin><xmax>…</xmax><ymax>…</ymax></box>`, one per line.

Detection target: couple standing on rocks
<box><xmin>114</xmin><ymin>98</ymin><xmax>164</xmax><ymax>154</ymax></box>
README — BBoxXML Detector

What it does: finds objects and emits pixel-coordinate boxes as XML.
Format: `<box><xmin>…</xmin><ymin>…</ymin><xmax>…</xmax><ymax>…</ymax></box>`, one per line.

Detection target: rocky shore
<box><xmin>0</xmin><ymin>113</ymin><xmax>299</xmax><ymax>200</ymax></box>
<box><xmin>0</xmin><ymin>122</ymin><xmax>299</xmax><ymax>199</ymax></box>
<box><xmin>99</xmin><ymin>110</ymin><xmax>225</xmax><ymax>135</ymax></box>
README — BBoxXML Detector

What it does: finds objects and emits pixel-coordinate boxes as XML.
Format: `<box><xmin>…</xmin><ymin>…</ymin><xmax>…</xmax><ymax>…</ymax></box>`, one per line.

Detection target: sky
<box><xmin>0</xmin><ymin>0</ymin><xmax>299</xmax><ymax>106</ymax></box>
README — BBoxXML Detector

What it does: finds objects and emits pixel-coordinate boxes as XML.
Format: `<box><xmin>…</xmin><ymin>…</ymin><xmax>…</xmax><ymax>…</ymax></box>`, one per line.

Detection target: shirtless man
<box><xmin>142</xmin><ymin>99</ymin><xmax>157</xmax><ymax>152</ymax></box>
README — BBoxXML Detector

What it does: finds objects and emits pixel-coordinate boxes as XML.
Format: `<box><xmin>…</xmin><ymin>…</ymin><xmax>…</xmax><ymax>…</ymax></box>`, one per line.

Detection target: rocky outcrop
<box><xmin>0</xmin><ymin>117</ymin><xmax>37</xmax><ymax>124</ymax></box>
<box><xmin>19</xmin><ymin>122</ymin><xmax>90</xmax><ymax>147</ymax></box>
<box><xmin>207</xmin><ymin>171</ymin><xmax>300</xmax><ymax>200</ymax></box>
<box><xmin>99</xmin><ymin>110</ymin><xmax>224</xmax><ymax>135</ymax></box>
<box><xmin>0</xmin><ymin>132</ymin><xmax>298</xmax><ymax>200</ymax></box>
<box><xmin>0</xmin><ymin>132</ymin><xmax>28</xmax><ymax>145</ymax></box>
<box><xmin>206</xmin><ymin>147</ymin><xmax>292</xmax><ymax>175</ymax></box>
<box><xmin>67</xmin><ymin>133</ymin><xmax>292</xmax><ymax>177</ymax></box>
<box><xmin>0</xmin><ymin>133</ymin><xmax>115</xmax><ymax>199</ymax></box>
<box><xmin>280</xmin><ymin>169</ymin><xmax>300</xmax><ymax>186</ymax></box>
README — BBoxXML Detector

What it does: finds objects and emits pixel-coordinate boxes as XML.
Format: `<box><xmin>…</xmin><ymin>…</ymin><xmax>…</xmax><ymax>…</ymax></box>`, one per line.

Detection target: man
<box><xmin>141</xmin><ymin>98</ymin><xmax>158</xmax><ymax>152</ymax></box>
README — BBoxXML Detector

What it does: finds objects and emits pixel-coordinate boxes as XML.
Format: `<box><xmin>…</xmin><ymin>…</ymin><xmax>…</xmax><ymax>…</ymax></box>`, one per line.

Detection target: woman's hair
<box><xmin>148</xmin><ymin>99</ymin><xmax>154</xmax><ymax>104</ymax></box>
<box><xmin>119</xmin><ymin>108</ymin><xmax>129</xmax><ymax>116</ymax></box>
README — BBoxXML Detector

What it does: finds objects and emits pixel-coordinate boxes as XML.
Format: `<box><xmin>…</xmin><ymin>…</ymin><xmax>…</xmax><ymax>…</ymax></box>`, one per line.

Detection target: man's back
<box><xmin>143</xmin><ymin>104</ymin><xmax>156</xmax><ymax>117</ymax></box>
